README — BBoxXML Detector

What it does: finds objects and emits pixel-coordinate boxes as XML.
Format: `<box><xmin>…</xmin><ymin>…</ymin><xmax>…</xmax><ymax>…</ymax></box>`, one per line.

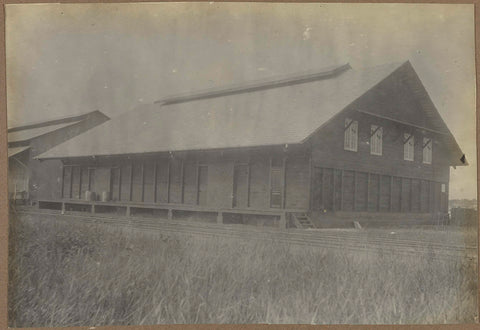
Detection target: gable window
<box><xmin>370</xmin><ymin>125</ymin><xmax>383</xmax><ymax>156</ymax></box>
<box><xmin>403</xmin><ymin>133</ymin><xmax>414</xmax><ymax>161</ymax></box>
<box><xmin>344</xmin><ymin>118</ymin><xmax>358</xmax><ymax>152</ymax></box>
<box><xmin>423</xmin><ymin>137</ymin><xmax>432</xmax><ymax>164</ymax></box>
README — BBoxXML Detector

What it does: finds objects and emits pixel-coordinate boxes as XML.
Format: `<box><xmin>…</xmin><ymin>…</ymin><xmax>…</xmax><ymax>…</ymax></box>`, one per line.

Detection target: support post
<box><xmin>340</xmin><ymin>170</ymin><xmax>344</xmax><ymax>211</ymax></box>
<box><xmin>279</xmin><ymin>212</ymin><xmax>287</xmax><ymax>229</ymax></box>
<box><xmin>129</xmin><ymin>162</ymin><xmax>133</xmax><ymax>202</ymax></box>
<box><xmin>153</xmin><ymin>161</ymin><xmax>157</xmax><ymax>203</ymax></box>
<box><xmin>332</xmin><ymin>169</ymin><xmax>336</xmax><ymax>212</ymax></box>
<box><xmin>389</xmin><ymin>176</ymin><xmax>393</xmax><ymax>212</ymax></box>
<box><xmin>308</xmin><ymin>156</ymin><xmax>313</xmax><ymax>210</ymax></box>
<box><xmin>321</xmin><ymin>168</ymin><xmax>326</xmax><ymax>210</ymax></box>
<box><xmin>399</xmin><ymin>177</ymin><xmax>403</xmax><ymax>212</ymax></box>
<box><xmin>91</xmin><ymin>204</ymin><xmax>95</xmax><ymax>214</ymax></box>
<box><xmin>282</xmin><ymin>157</ymin><xmax>287</xmax><ymax>209</ymax></box>
<box><xmin>180</xmin><ymin>160</ymin><xmax>185</xmax><ymax>204</ymax></box>
<box><xmin>377</xmin><ymin>174</ymin><xmax>381</xmax><ymax>212</ymax></box>
<box><xmin>61</xmin><ymin>165</ymin><xmax>65</xmax><ymax>198</ymax></box>
<box><xmin>118</xmin><ymin>167</ymin><xmax>122</xmax><ymax>201</ymax></box>
<box><xmin>126</xmin><ymin>206</ymin><xmax>131</xmax><ymax>217</ymax></box>
<box><xmin>268</xmin><ymin>157</ymin><xmax>272</xmax><ymax>208</ymax></box>
<box><xmin>69</xmin><ymin>167</ymin><xmax>73</xmax><ymax>199</ymax></box>
<box><xmin>410</xmin><ymin>178</ymin><xmax>413</xmax><ymax>213</ymax></box>
<box><xmin>167</xmin><ymin>160</ymin><xmax>171</xmax><ymax>203</ymax></box>
<box><xmin>217</xmin><ymin>212</ymin><xmax>223</xmax><ymax>224</ymax></box>
<box><xmin>366</xmin><ymin>172</ymin><xmax>370</xmax><ymax>211</ymax></box>
<box><xmin>78</xmin><ymin>167</ymin><xmax>83</xmax><ymax>199</ymax></box>
<box><xmin>167</xmin><ymin>209</ymin><xmax>173</xmax><ymax>220</ymax></box>
<box><xmin>141</xmin><ymin>162</ymin><xmax>145</xmax><ymax>202</ymax></box>
<box><xmin>195</xmin><ymin>162</ymin><xmax>200</xmax><ymax>205</ymax></box>
<box><xmin>61</xmin><ymin>202</ymin><xmax>66</xmax><ymax>214</ymax></box>
<box><xmin>246</xmin><ymin>163</ymin><xmax>251</xmax><ymax>208</ymax></box>
<box><xmin>353</xmin><ymin>171</ymin><xmax>357</xmax><ymax>211</ymax></box>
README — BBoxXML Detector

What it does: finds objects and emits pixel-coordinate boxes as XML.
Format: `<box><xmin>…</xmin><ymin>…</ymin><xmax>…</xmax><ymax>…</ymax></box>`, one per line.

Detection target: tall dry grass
<box><xmin>8</xmin><ymin>212</ymin><xmax>477</xmax><ymax>327</ymax></box>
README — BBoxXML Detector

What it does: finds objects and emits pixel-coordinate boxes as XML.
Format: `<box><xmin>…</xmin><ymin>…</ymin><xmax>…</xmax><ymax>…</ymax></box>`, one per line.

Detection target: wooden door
<box><xmin>197</xmin><ymin>165</ymin><xmax>208</xmax><ymax>206</ymax></box>
<box><xmin>233</xmin><ymin>164</ymin><xmax>249</xmax><ymax>208</ymax></box>
<box><xmin>270</xmin><ymin>168</ymin><xmax>283</xmax><ymax>208</ymax></box>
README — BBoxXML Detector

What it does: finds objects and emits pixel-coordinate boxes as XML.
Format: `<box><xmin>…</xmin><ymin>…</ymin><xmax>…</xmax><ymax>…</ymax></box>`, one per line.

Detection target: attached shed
<box><xmin>7</xmin><ymin>110</ymin><xmax>109</xmax><ymax>203</ymax></box>
<box><xmin>36</xmin><ymin>61</ymin><xmax>466</xmax><ymax>227</ymax></box>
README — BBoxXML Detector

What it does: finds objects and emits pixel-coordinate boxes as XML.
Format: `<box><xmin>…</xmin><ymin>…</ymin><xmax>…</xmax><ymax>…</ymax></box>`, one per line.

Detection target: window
<box><xmin>404</xmin><ymin>133</ymin><xmax>414</xmax><ymax>161</ymax></box>
<box><xmin>423</xmin><ymin>137</ymin><xmax>432</xmax><ymax>164</ymax></box>
<box><xmin>344</xmin><ymin>118</ymin><xmax>358</xmax><ymax>152</ymax></box>
<box><xmin>370</xmin><ymin>125</ymin><xmax>383</xmax><ymax>155</ymax></box>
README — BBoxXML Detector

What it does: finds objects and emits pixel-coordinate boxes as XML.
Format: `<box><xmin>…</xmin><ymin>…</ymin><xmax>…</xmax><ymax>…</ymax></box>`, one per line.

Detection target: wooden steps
<box><xmin>292</xmin><ymin>212</ymin><xmax>315</xmax><ymax>229</ymax></box>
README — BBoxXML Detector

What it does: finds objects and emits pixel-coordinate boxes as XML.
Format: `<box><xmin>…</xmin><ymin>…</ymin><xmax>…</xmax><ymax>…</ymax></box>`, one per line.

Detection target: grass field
<box><xmin>8</xmin><ymin>211</ymin><xmax>478</xmax><ymax>327</ymax></box>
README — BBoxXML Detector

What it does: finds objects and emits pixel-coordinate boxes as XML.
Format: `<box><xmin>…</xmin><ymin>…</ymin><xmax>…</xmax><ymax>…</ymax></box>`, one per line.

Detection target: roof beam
<box><xmin>356</xmin><ymin>109</ymin><xmax>448</xmax><ymax>136</ymax></box>
<box><xmin>155</xmin><ymin>64</ymin><xmax>351</xmax><ymax>106</ymax></box>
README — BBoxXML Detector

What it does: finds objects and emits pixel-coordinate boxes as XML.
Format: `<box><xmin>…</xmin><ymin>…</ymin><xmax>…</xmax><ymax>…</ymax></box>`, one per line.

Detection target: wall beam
<box><xmin>353</xmin><ymin>171</ymin><xmax>357</xmax><ymax>211</ymax></box>
<box><xmin>366</xmin><ymin>172</ymin><xmax>370</xmax><ymax>211</ymax></box>
<box><xmin>340</xmin><ymin>170</ymin><xmax>344</xmax><ymax>211</ymax></box>
<box><xmin>246</xmin><ymin>163</ymin><xmax>251</xmax><ymax>208</ymax></box>
<box><xmin>78</xmin><ymin>167</ymin><xmax>83</xmax><ymax>199</ymax></box>
<box><xmin>153</xmin><ymin>161</ymin><xmax>158</xmax><ymax>203</ymax></box>
<box><xmin>389</xmin><ymin>175</ymin><xmax>393</xmax><ymax>212</ymax></box>
<box><xmin>129</xmin><ymin>162</ymin><xmax>133</xmax><ymax>202</ymax></box>
<box><xmin>141</xmin><ymin>162</ymin><xmax>145</xmax><ymax>202</ymax></box>
<box><xmin>61</xmin><ymin>165</ymin><xmax>65</xmax><ymax>198</ymax></box>
<box><xmin>282</xmin><ymin>157</ymin><xmax>287</xmax><ymax>209</ymax></box>
<box><xmin>332</xmin><ymin>169</ymin><xmax>336</xmax><ymax>212</ymax></box>
<box><xmin>167</xmin><ymin>160</ymin><xmax>171</xmax><ymax>203</ymax></box>
<box><xmin>180</xmin><ymin>159</ymin><xmax>185</xmax><ymax>204</ymax></box>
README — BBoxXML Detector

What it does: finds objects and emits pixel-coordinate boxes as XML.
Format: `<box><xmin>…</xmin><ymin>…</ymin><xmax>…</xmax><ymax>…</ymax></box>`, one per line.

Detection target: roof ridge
<box><xmin>154</xmin><ymin>63</ymin><xmax>351</xmax><ymax>106</ymax></box>
<box><xmin>7</xmin><ymin>110</ymin><xmax>103</xmax><ymax>132</ymax></box>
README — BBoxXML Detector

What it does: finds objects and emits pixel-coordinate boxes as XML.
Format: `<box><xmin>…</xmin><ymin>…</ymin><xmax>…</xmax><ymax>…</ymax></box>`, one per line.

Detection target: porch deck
<box><xmin>38</xmin><ymin>199</ymin><xmax>308</xmax><ymax>228</ymax></box>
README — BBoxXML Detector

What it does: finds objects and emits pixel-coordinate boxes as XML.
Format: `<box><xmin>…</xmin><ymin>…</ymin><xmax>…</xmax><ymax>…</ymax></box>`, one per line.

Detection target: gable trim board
<box><xmin>36</xmin><ymin>61</ymin><xmax>465</xmax><ymax>168</ymax></box>
<box><xmin>8</xmin><ymin>146</ymin><xmax>31</xmax><ymax>158</ymax></box>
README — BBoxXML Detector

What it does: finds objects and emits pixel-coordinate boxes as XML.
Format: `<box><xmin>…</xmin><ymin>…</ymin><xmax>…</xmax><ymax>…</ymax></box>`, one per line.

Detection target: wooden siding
<box><xmin>249</xmin><ymin>159</ymin><xmax>270</xmax><ymax>209</ymax></box>
<box><xmin>310</xmin><ymin>111</ymin><xmax>451</xmax><ymax>184</ymax></box>
<box><xmin>169</xmin><ymin>159</ymin><xmax>183</xmax><ymax>204</ymax></box>
<box><xmin>120</xmin><ymin>164</ymin><xmax>131</xmax><ymax>201</ymax></box>
<box><xmin>233</xmin><ymin>164</ymin><xmax>249</xmax><ymax>208</ymax></box>
<box><xmin>207</xmin><ymin>161</ymin><xmax>234</xmax><ymax>208</ymax></box>
<box><xmin>156</xmin><ymin>161</ymin><xmax>169</xmax><ymax>203</ymax></box>
<box><xmin>311</xmin><ymin>165</ymin><xmax>448</xmax><ymax>214</ymax></box>
<box><xmin>60</xmin><ymin>150</ymin><xmax>312</xmax><ymax>213</ymax></box>
<box><xmin>183</xmin><ymin>162</ymin><xmax>198</xmax><ymax>205</ymax></box>
<box><xmin>26</xmin><ymin>111</ymin><xmax>109</xmax><ymax>202</ymax></box>
<box><xmin>285</xmin><ymin>157</ymin><xmax>309</xmax><ymax>209</ymax></box>
<box><xmin>60</xmin><ymin>127</ymin><xmax>450</xmax><ymax>215</ymax></box>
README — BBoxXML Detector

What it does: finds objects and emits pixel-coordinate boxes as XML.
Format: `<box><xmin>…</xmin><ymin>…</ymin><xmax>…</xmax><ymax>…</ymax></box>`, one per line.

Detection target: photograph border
<box><xmin>0</xmin><ymin>1</ymin><xmax>478</xmax><ymax>329</ymax></box>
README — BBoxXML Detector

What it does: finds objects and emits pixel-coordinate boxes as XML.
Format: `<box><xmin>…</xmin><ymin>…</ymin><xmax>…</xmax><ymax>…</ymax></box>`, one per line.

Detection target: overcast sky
<box><xmin>6</xmin><ymin>3</ymin><xmax>476</xmax><ymax>199</ymax></box>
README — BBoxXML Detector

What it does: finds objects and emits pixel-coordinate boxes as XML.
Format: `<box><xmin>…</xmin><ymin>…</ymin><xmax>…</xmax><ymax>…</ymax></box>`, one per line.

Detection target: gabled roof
<box><xmin>8</xmin><ymin>110</ymin><xmax>109</xmax><ymax>144</ymax></box>
<box><xmin>8</xmin><ymin>146</ymin><xmax>30</xmax><ymax>158</ymax></box>
<box><xmin>36</xmin><ymin>61</ymin><xmax>465</xmax><ymax>166</ymax></box>
<box><xmin>8</xmin><ymin>121</ymin><xmax>83</xmax><ymax>143</ymax></box>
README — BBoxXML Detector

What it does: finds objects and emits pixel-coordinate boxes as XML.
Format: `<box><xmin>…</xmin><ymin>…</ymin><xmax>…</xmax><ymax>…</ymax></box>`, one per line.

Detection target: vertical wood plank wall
<box><xmin>60</xmin><ymin>155</ymin><xmax>449</xmax><ymax>214</ymax></box>
<box><xmin>60</xmin><ymin>154</ymin><xmax>311</xmax><ymax>211</ymax></box>
<box><xmin>311</xmin><ymin>166</ymin><xmax>448</xmax><ymax>213</ymax></box>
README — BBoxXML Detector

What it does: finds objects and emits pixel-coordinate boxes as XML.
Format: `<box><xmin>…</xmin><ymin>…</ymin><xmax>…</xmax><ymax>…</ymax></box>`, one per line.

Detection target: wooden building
<box><xmin>36</xmin><ymin>61</ymin><xmax>466</xmax><ymax>227</ymax></box>
<box><xmin>8</xmin><ymin>110</ymin><xmax>109</xmax><ymax>203</ymax></box>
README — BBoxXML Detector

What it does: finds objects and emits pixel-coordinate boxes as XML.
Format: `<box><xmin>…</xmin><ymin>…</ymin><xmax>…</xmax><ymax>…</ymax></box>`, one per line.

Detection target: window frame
<box><xmin>370</xmin><ymin>124</ymin><xmax>383</xmax><ymax>156</ymax></box>
<box><xmin>403</xmin><ymin>133</ymin><xmax>414</xmax><ymax>161</ymax></box>
<box><xmin>344</xmin><ymin>118</ymin><xmax>358</xmax><ymax>152</ymax></box>
<box><xmin>422</xmin><ymin>137</ymin><xmax>432</xmax><ymax>164</ymax></box>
